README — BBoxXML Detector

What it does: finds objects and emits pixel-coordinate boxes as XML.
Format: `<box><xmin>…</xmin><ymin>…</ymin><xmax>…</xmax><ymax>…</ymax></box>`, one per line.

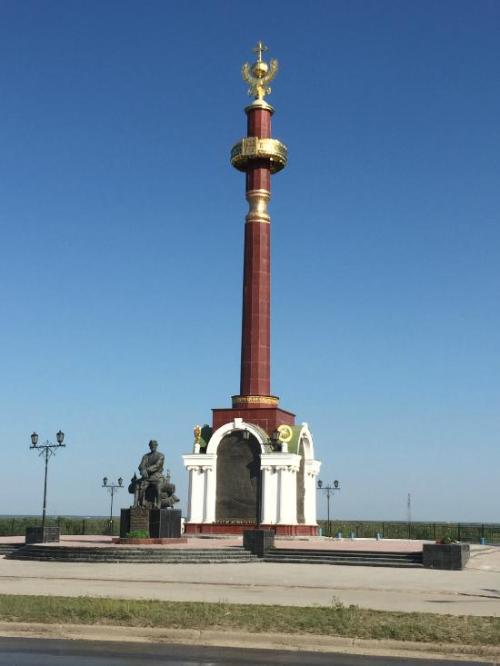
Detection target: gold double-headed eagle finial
<box><xmin>242</xmin><ymin>41</ymin><xmax>279</xmax><ymax>101</ymax></box>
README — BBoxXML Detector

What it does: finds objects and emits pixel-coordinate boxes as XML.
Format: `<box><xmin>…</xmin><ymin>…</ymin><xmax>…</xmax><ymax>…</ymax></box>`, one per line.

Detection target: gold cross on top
<box><xmin>253</xmin><ymin>41</ymin><xmax>268</xmax><ymax>62</ymax></box>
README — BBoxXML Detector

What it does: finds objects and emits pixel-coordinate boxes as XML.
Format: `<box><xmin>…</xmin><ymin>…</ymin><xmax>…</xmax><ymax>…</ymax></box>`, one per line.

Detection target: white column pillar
<box><xmin>260</xmin><ymin>466</ymin><xmax>267</xmax><ymax>524</ymax></box>
<box><xmin>260</xmin><ymin>466</ymin><xmax>274</xmax><ymax>524</ymax></box>
<box><xmin>288</xmin><ymin>466</ymin><xmax>298</xmax><ymax>524</ymax></box>
<box><xmin>261</xmin><ymin>453</ymin><xmax>300</xmax><ymax>525</ymax></box>
<box><xmin>183</xmin><ymin>454</ymin><xmax>217</xmax><ymax>525</ymax></box>
<box><xmin>304</xmin><ymin>460</ymin><xmax>321</xmax><ymax>525</ymax></box>
<box><xmin>278</xmin><ymin>466</ymin><xmax>299</xmax><ymax>524</ymax></box>
<box><xmin>186</xmin><ymin>467</ymin><xmax>193</xmax><ymax>522</ymax></box>
<box><xmin>310</xmin><ymin>473</ymin><xmax>317</xmax><ymax>524</ymax></box>
<box><xmin>203</xmin><ymin>467</ymin><xmax>216</xmax><ymax>523</ymax></box>
<box><xmin>277</xmin><ymin>466</ymin><xmax>288</xmax><ymax>524</ymax></box>
<box><xmin>187</xmin><ymin>466</ymin><xmax>205</xmax><ymax>523</ymax></box>
<box><xmin>303</xmin><ymin>471</ymin><xmax>314</xmax><ymax>525</ymax></box>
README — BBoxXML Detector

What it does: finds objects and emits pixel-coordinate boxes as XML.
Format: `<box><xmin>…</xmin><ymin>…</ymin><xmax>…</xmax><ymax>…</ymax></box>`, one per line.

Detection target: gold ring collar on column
<box><xmin>232</xmin><ymin>394</ymin><xmax>280</xmax><ymax>407</ymax></box>
<box><xmin>230</xmin><ymin>137</ymin><xmax>288</xmax><ymax>173</ymax></box>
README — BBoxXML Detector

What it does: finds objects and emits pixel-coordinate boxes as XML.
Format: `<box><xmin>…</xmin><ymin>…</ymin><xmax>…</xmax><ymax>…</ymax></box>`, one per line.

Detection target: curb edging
<box><xmin>0</xmin><ymin>621</ymin><xmax>496</xmax><ymax>662</ymax></box>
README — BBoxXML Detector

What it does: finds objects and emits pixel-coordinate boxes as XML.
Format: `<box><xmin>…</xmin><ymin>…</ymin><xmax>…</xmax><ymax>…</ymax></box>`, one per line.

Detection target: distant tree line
<box><xmin>0</xmin><ymin>516</ymin><xmax>119</xmax><ymax>536</ymax></box>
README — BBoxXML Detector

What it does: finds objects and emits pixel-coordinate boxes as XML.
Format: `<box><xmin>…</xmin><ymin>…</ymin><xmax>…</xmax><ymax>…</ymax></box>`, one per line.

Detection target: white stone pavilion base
<box><xmin>183</xmin><ymin>419</ymin><xmax>321</xmax><ymax>535</ymax></box>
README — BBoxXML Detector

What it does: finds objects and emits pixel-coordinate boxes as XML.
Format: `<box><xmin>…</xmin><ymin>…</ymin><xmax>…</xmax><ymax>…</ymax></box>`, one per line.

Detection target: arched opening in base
<box><xmin>215</xmin><ymin>430</ymin><xmax>261</xmax><ymax>523</ymax></box>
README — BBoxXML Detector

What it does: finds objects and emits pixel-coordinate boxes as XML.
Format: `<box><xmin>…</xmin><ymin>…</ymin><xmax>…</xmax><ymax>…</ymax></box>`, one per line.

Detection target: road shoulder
<box><xmin>0</xmin><ymin>621</ymin><xmax>496</xmax><ymax>663</ymax></box>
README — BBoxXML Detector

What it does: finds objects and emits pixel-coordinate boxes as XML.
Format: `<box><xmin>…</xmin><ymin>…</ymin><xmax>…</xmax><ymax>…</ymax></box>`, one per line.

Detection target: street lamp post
<box><xmin>317</xmin><ymin>479</ymin><xmax>341</xmax><ymax>537</ymax></box>
<box><xmin>102</xmin><ymin>477</ymin><xmax>123</xmax><ymax>535</ymax></box>
<box><xmin>30</xmin><ymin>431</ymin><xmax>66</xmax><ymax>532</ymax></box>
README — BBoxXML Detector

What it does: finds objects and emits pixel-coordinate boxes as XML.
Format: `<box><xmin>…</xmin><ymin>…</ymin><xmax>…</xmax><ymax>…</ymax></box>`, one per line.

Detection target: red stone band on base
<box><xmin>185</xmin><ymin>523</ymin><xmax>319</xmax><ymax>536</ymax></box>
<box><xmin>212</xmin><ymin>405</ymin><xmax>295</xmax><ymax>433</ymax></box>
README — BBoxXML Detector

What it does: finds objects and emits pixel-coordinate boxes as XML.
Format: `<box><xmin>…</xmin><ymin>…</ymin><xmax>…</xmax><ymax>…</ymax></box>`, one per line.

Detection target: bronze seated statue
<box><xmin>128</xmin><ymin>440</ymin><xmax>179</xmax><ymax>510</ymax></box>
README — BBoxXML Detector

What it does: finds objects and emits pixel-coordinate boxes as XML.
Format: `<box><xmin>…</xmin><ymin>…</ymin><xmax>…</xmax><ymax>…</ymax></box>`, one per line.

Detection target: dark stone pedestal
<box><xmin>423</xmin><ymin>543</ymin><xmax>470</xmax><ymax>570</ymax></box>
<box><xmin>243</xmin><ymin>529</ymin><xmax>275</xmax><ymax>557</ymax></box>
<box><xmin>149</xmin><ymin>509</ymin><xmax>181</xmax><ymax>538</ymax></box>
<box><xmin>121</xmin><ymin>507</ymin><xmax>149</xmax><ymax>537</ymax></box>
<box><xmin>25</xmin><ymin>526</ymin><xmax>60</xmax><ymax>544</ymax></box>
<box><xmin>120</xmin><ymin>508</ymin><xmax>182</xmax><ymax>539</ymax></box>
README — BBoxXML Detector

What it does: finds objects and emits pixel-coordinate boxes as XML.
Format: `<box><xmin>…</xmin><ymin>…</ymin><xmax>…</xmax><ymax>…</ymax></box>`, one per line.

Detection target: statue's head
<box><xmin>148</xmin><ymin>439</ymin><xmax>158</xmax><ymax>452</ymax></box>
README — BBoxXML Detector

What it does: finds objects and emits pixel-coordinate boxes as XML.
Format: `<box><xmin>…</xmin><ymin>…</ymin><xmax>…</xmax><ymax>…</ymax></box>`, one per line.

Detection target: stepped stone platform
<box><xmin>8</xmin><ymin>544</ymin><xmax>258</xmax><ymax>564</ymax></box>
<box><xmin>1</xmin><ymin>534</ymin><xmax>425</xmax><ymax>567</ymax></box>
<box><xmin>264</xmin><ymin>548</ymin><xmax>423</xmax><ymax>568</ymax></box>
<box><xmin>0</xmin><ymin>543</ymin><xmax>23</xmax><ymax>557</ymax></box>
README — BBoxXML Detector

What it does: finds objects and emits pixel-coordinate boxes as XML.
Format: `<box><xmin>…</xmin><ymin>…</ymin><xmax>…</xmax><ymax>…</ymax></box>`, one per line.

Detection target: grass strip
<box><xmin>1</xmin><ymin>595</ymin><xmax>499</xmax><ymax>646</ymax></box>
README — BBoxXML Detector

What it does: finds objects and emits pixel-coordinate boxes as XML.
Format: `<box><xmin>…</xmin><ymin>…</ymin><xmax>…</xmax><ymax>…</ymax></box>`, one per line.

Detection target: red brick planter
<box><xmin>185</xmin><ymin>523</ymin><xmax>318</xmax><ymax>536</ymax></box>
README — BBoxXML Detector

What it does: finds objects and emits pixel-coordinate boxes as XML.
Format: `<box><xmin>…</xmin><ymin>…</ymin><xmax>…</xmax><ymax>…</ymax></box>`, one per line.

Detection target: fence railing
<box><xmin>2</xmin><ymin>517</ymin><xmax>499</xmax><ymax>543</ymax></box>
<box><xmin>318</xmin><ymin>520</ymin><xmax>500</xmax><ymax>543</ymax></box>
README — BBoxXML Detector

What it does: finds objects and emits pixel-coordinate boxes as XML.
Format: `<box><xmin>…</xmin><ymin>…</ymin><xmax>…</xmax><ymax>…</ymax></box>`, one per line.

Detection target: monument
<box><xmin>183</xmin><ymin>43</ymin><xmax>322</xmax><ymax>535</ymax></box>
<box><xmin>120</xmin><ymin>440</ymin><xmax>181</xmax><ymax>538</ymax></box>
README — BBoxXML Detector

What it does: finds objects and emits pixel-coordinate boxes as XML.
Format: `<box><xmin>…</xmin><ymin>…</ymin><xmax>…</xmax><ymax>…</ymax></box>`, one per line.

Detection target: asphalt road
<box><xmin>0</xmin><ymin>638</ymin><xmax>486</xmax><ymax>665</ymax></box>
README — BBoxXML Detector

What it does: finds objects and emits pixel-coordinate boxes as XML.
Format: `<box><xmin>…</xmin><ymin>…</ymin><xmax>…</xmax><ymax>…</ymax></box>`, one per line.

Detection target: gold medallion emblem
<box><xmin>277</xmin><ymin>424</ymin><xmax>293</xmax><ymax>443</ymax></box>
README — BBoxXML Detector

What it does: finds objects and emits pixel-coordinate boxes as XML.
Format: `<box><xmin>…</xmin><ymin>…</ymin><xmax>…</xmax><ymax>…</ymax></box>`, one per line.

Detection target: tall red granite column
<box><xmin>230</xmin><ymin>97</ymin><xmax>287</xmax><ymax>410</ymax></box>
<box><xmin>213</xmin><ymin>42</ymin><xmax>294</xmax><ymax>432</ymax></box>
<box><xmin>240</xmin><ymin>106</ymin><xmax>272</xmax><ymax>399</ymax></box>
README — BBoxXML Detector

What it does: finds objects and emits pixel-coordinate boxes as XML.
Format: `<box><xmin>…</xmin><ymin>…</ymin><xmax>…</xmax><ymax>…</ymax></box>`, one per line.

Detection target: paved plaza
<box><xmin>1</xmin><ymin>537</ymin><xmax>499</xmax><ymax>617</ymax></box>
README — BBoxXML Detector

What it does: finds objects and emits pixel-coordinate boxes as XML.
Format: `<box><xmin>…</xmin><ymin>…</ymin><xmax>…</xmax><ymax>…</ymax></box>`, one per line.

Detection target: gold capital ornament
<box><xmin>242</xmin><ymin>41</ymin><xmax>279</xmax><ymax>101</ymax></box>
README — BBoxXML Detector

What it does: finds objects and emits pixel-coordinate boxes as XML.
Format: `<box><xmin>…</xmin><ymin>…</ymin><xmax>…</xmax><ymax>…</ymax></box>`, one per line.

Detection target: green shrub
<box><xmin>437</xmin><ymin>536</ymin><xmax>457</xmax><ymax>544</ymax></box>
<box><xmin>125</xmin><ymin>530</ymin><xmax>150</xmax><ymax>539</ymax></box>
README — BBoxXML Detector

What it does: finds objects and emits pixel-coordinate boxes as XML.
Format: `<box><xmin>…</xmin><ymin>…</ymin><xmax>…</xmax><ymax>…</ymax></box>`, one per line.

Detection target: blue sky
<box><xmin>1</xmin><ymin>0</ymin><xmax>499</xmax><ymax>522</ymax></box>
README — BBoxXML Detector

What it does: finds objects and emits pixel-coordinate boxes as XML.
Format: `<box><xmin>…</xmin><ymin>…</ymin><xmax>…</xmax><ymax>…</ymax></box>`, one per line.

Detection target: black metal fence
<box><xmin>318</xmin><ymin>520</ymin><xmax>500</xmax><ymax>543</ymax></box>
<box><xmin>2</xmin><ymin>517</ymin><xmax>499</xmax><ymax>543</ymax></box>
